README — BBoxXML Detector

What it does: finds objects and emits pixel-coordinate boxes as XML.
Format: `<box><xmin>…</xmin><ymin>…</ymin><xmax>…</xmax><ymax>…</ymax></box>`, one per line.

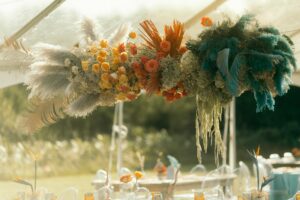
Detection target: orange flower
<box><xmin>118</xmin><ymin>43</ymin><xmax>126</xmax><ymax>53</ymax></box>
<box><xmin>99</xmin><ymin>50</ymin><xmax>107</xmax><ymax>57</ymax></box>
<box><xmin>140</xmin><ymin>56</ymin><xmax>149</xmax><ymax>64</ymax></box>
<box><xmin>100</xmin><ymin>40</ymin><xmax>108</xmax><ymax>48</ymax></box>
<box><xmin>99</xmin><ymin>81</ymin><xmax>112</xmax><ymax>89</ymax></box>
<box><xmin>101</xmin><ymin>62</ymin><xmax>110</xmax><ymax>72</ymax></box>
<box><xmin>97</xmin><ymin>55</ymin><xmax>106</xmax><ymax>63</ymax></box>
<box><xmin>129</xmin><ymin>31</ymin><xmax>137</xmax><ymax>39</ymax></box>
<box><xmin>120</xmin><ymin>52</ymin><xmax>128</xmax><ymax>62</ymax></box>
<box><xmin>131</xmin><ymin>62</ymin><xmax>141</xmax><ymax>71</ymax></box>
<box><xmin>179</xmin><ymin>46</ymin><xmax>188</xmax><ymax>54</ymax></box>
<box><xmin>127</xmin><ymin>93</ymin><xmax>137</xmax><ymax>101</ymax></box>
<box><xmin>120</xmin><ymin>174</ymin><xmax>132</xmax><ymax>183</ymax></box>
<box><xmin>145</xmin><ymin>59</ymin><xmax>159</xmax><ymax>73</ymax></box>
<box><xmin>112</xmin><ymin>47</ymin><xmax>119</xmax><ymax>56</ymax></box>
<box><xmin>201</xmin><ymin>17</ymin><xmax>213</xmax><ymax>27</ymax></box>
<box><xmin>160</xmin><ymin>40</ymin><xmax>171</xmax><ymax>53</ymax></box>
<box><xmin>113</xmin><ymin>58</ymin><xmax>120</xmax><ymax>65</ymax></box>
<box><xmin>134</xmin><ymin>171</ymin><xmax>143</xmax><ymax>180</ymax></box>
<box><xmin>92</xmin><ymin>63</ymin><xmax>100</xmax><ymax>73</ymax></box>
<box><xmin>130</xmin><ymin>44</ymin><xmax>137</xmax><ymax>55</ymax></box>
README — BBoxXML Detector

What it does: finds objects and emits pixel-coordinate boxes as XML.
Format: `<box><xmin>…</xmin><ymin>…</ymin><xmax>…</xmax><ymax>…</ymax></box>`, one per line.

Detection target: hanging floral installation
<box><xmin>24</xmin><ymin>15</ymin><xmax>297</xmax><ymax>163</ymax></box>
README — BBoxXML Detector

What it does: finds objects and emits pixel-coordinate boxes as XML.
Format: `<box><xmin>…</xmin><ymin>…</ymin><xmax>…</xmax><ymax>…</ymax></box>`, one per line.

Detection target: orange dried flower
<box><xmin>201</xmin><ymin>17</ymin><xmax>213</xmax><ymax>27</ymax></box>
<box><xmin>160</xmin><ymin>40</ymin><xmax>171</xmax><ymax>53</ymax></box>
<box><xmin>92</xmin><ymin>63</ymin><xmax>100</xmax><ymax>73</ymax></box>
<box><xmin>97</xmin><ymin>55</ymin><xmax>106</xmax><ymax>63</ymax></box>
<box><xmin>130</xmin><ymin>44</ymin><xmax>137</xmax><ymax>55</ymax></box>
<box><xmin>100</xmin><ymin>40</ymin><xmax>108</xmax><ymax>48</ymax></box>
<box><xmin>134</xmin><ymin>171</ymin><xmax>143</xmax><ymax>180</ymax></box>
<box><xmin>129</xmin><ymin>31</ymin><xmax>137</xmax><ymax>39</ymax></box>
<box><xmin>118</xmin><ymin>43</ymin><xmax>126</xmax><ymax>53</ymax></box>
<box><xmin>101</xmin><ymin>62</ymin><xmax>110</xmax><ymax>71</ymax></box>
<box><xmin>99</xmin><ymin>50</ymin><xmax>107</xmax><ymax>57</ymax></box>
<box><xmin>120</xmin><ymin>174</ymin><xmax>132</xmax><ymax>183</ymax></box>
<box><xmin>179</xmin><ymin>46</ymin><xmax>188</xmax><ymax>54</ymax></box>
<box><xmin>145</xmin><ymin>59</ymin><xmax>159</xmax><ymax>73</ymax></box>
<box><xmin>112</xmin><ymin>47</ymin><xmax>119</xmax><ymax>55</ymax></box>
<box><xmin>120</xmin><ymin>52</ymin><xmax>128</xmax><ymax>62</ymax></box>
<box><xmin>141</xmin><ymin>56</ymin><xmax>149</xmax><ymax>64</ymax></box>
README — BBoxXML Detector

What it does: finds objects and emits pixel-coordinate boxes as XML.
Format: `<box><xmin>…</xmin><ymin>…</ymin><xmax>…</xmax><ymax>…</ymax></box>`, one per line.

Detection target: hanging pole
<box><xmin>222</xmin><ymin>105</ymin><xmax>230</xmax><ymax>166</ymax></box>
<box><xmin>0</xmin><ymin>0</ymin><xmax>66</xmax><ymax>50</ymax></box>
<box><xmin>108</xmin><ymin>105</ymin><xmax>119</xmax><ymax>174</ymax></box>
<box><xmin>229</xmin><ymin>98</ymin><xmax>236</xmax><ymax>169</ymax></box>
<box><xmin>184</xmin><ymin>0</ymin><xmax>227</xmax><ymax>29</ymax></box>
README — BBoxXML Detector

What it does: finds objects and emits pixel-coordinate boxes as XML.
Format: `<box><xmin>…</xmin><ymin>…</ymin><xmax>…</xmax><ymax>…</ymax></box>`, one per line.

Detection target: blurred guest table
<box><xmin>270</xmin><ymin>167</ymin><xmax>300</xmax><ymax>200</ymax></box>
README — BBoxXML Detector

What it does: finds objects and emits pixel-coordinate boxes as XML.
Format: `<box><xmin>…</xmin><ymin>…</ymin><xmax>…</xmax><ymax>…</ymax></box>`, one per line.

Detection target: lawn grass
<box><xmin>0</xmin><ymin>174</ymin><xmax>95</xmax><ymax>200</ymax></box>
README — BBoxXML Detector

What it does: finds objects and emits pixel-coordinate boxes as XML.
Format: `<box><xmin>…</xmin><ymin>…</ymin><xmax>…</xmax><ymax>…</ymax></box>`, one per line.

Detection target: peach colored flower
<box><xmin>160</xmin><ymin>40</ymin><xmax>171</xmax><ymax>53</ymax></box>
<box><xmin>120</xmin><ymin>52</ymin><xmax>128</xmax><ymax>62</ymax></box>
<box><xmin>100</xmin><ymin>40</ymin><xmax>108</xmax><ymax>48</ymax></box>
<box><xmin>201</xmin><ymin>17</ymin><xmax>213</xmax><ymax>27</ymax></box>
<box><xmin>134</xmin><ymin>171</ymin><xmax>143</xmax><ymax>180</ymax></box>
<box><xmin>145</xmin><ymin>59</ymin><xmax>159</xmax><ymax>73</ymax></box>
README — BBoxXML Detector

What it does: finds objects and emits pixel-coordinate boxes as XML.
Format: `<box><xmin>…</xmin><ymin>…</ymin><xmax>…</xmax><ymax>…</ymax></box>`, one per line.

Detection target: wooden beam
<box><xmin>0</xmin><ymin>0</ymin><xmax>65</xmax><ymax>50</ymax></box>
<box><xmin>184</xmin><ymin>0</ymin><xmax>227</xmax><ymax>29</ymax></box>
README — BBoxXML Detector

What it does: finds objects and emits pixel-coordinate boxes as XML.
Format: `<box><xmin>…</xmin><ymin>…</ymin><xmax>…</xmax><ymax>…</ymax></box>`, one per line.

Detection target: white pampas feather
<box><xmin>34</xmin><ymin>43</ymin><xmax>81</xmax><ymax>66</ymax></box>
<box><xmin>108</xmin><ymin>23</ymin><xmax>131</xmax><ymax>46</ymax></box>
<box><xmin>0</xmin><ymin>49</ymin><xmax>33</xmax><ymax>71</ymax></box>
<box><xmin>81</xmin><ymin>18</ymin><xmax>97</xmax><ymax>43</ymax></box>
<box><xmin>66</xmin><ymin>94</ymin><xmax>100</xmax><ymax>117</ymax></box>
<box><xmin>20</xmin><ymin>97</ymin><xmax>66</xmax><ymax>133</ymax></box>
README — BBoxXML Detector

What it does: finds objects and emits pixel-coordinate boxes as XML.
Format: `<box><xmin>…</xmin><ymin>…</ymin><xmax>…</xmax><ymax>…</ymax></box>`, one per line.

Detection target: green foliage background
<box><xmin>0</xmin><ymin>84</ymin><xmax>300</xmax><ymax>166</ymax></box>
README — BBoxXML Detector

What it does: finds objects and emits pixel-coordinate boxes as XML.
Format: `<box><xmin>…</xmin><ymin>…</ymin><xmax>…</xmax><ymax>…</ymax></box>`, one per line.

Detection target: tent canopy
<box><xmin>0</xmin><ymin>0</ymin><xmax>299</xmax><ymax>88</ymax></box>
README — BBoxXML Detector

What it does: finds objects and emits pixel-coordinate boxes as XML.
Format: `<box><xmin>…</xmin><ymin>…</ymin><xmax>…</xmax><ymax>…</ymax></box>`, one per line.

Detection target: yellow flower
<box><xmin>92</xmin><ymin>64</ymin><xmax>100</xmax><ymax>73</ymax></box>
<box><xmin>120</xmin><ymin>52</ymin><xmax>128</xmax><ymax>62</ymax></box>
<box><xmin>119</xmin><ymin>74</ymin><xmax>128</xmax><ymax>83</ymax></box>
<box><xmin>129</xmin><ymin>31</ymin><xmax>137</xmax><ymax>39</ymax></box>
<box><xmin>99</xmin><ymin>50</ymin><xmax>107</xmax><ymax>57</ymax></box>
<box><xmin>100</xmin><ymin>40</ymin><xmax>108</xmax><ymax>48</ymax></box>
<box><xmin>101</xmin><ymin>62</ymin><xmax>110</xmax><ymax>72</ymax></box>
<box><xmin>81</xmin><ymin>60</ymin><xmax>89</xmax><ymax>71</ymax></box>
<box><xmin>101</xmin><ymin>73</ymin><xmax>110</xmax><ymax>82</ymax></box>
<box><xmin>116</xmin><ymin>93</ymin><xmax>127</xmax><ymax>101</ymax></box>
<box><xmin>99</xmin><ymin>81</ymin><xmax>112</xmax><ymax>89</ymax></box>
<box><xmin>118</xmin><ymin>66</ymin><xmax>126</xmax><ymax>74</ymax></box>
<box><xmin>89</xmin><ymin>46</ymin><xmax>98</xmax><ymax>55</ymax></box>
<box><xmin>134</xmin><ymin>171</ymin><xmax>143</xmax><ymax>180</ymax></box>
<box><xmin>113</xmin><ymin>58</ymin><xmax>120</xmax><ymax>65</ymax></box>
<box><xmin>97</xmin><ymin>55</ymin><xmax>106</xmax><ymax>63</ymax></box>
<box><xmin>112</xmin><ymin>47</ymin><xmax>119</xmax><ymax>56</ymax></box>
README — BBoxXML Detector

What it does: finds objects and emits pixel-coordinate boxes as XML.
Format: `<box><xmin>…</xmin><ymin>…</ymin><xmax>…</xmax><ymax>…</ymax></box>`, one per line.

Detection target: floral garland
<box><xmin>24</xmin><ymin>15</ymin><xmax>297</xmax><ymax>163</ymax></box>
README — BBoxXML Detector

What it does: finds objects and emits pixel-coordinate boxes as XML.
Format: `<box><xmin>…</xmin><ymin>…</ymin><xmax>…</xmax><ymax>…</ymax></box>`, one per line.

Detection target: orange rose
<box><xmin>129</xmin><ymin>31</ymin><xmax>137</xmax><ymax>39</ymax></box>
